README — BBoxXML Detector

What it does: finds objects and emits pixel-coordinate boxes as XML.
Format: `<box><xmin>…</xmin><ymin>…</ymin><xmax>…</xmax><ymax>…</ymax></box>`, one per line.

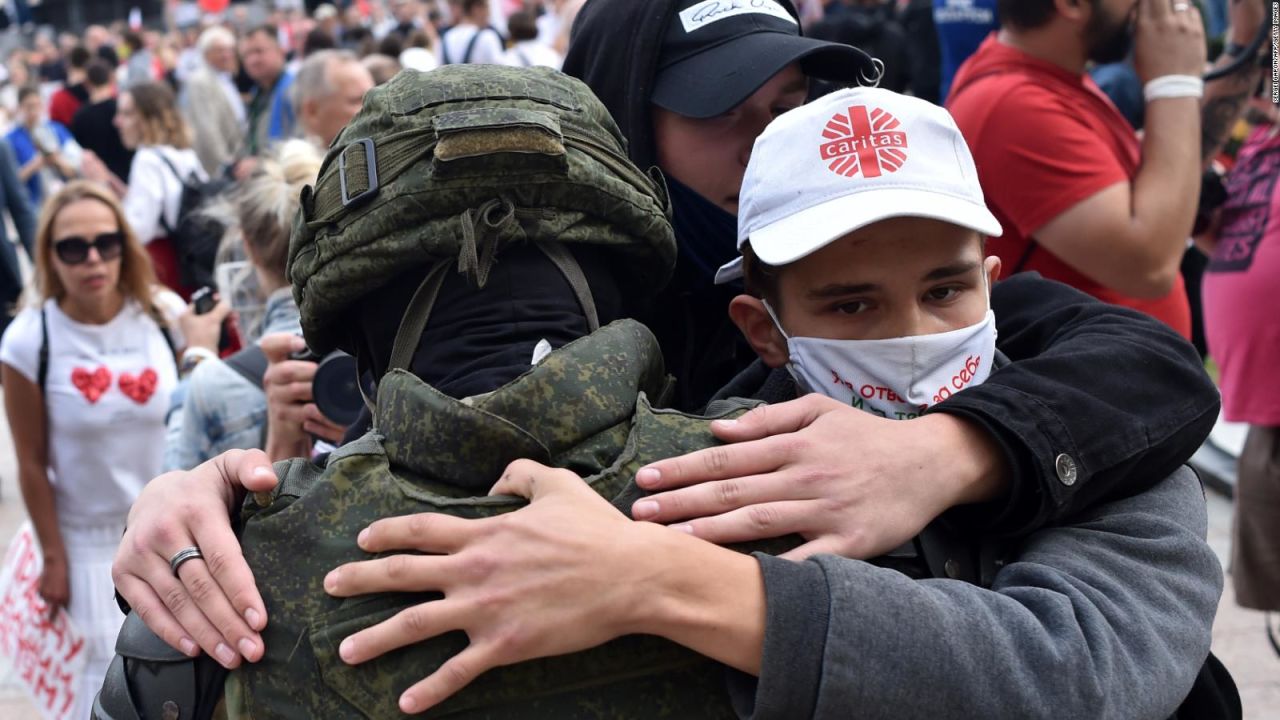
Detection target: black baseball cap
<box><xmin>652</xmin><ymin>0</ymin><xmax>879</xmax><ymax>119</ymax></box>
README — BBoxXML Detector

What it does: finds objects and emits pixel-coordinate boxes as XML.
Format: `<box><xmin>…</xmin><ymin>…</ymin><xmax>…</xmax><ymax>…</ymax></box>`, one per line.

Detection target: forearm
<box><xmin>1201</xmin><ymin>27</ymin><xmax>1266</xmax><ymax>166</ymax></box>
<box><xmin>735</xmin><ymin>468</ymin><xmax>1219</xmax><ymax>720</ymax></box>
<box><xmin>941</xmin><ymin>274</ymin><xmax>1219</xmax><ymax>534</ymax></box>
<box><xmin>1130</xmin><ymin>97</ymin><xmax>1201</xmax><ymax>272</ymax></box>
<box><xmin>17</xmin><ymin>463</ymin><xmax>66</xmax><ymax>561</ymax></box>
<box><xmin>629</xmin><ymin>523</ymin><xmax>766</xmax><ymax>676</ymax></box>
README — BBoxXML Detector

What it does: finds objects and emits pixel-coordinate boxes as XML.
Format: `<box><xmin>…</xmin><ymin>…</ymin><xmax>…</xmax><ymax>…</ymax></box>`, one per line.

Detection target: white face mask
<box><xmin>764</xmin><ymin>296</ymin><xmax>998</xmax><ymax>420</ymax></box>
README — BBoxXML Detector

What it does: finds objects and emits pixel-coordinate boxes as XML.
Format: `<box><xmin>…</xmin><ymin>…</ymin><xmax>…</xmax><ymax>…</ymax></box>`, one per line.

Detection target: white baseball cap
<box><xmin>715</xmin><ymin>87</ymin><xmax>1002</xmax><ymax>284</ymax></box>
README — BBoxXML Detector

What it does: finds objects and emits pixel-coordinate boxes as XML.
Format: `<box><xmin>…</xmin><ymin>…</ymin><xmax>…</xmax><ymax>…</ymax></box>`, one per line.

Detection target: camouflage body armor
<box><xmin>236</xmin><ymin>319</ymin><xmax>777</xmax><ymax>719</ymax></box>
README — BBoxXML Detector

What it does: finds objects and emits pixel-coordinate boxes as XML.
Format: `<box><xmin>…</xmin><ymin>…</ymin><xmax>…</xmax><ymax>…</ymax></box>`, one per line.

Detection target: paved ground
<box><xmin>0</xmin><ymin>404</ymin><xmax>1276</xmax><ymax>717</ymax></box>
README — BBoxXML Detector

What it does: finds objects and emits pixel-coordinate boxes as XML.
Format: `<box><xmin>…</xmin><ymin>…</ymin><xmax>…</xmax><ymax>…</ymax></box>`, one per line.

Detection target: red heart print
<box><xmin>118</xmin><ymin>368</ymin><xmax>159</xmax><ymax>405</ymax></box>
<box><xmin>70</xmin><ymin>366</ymin><xmax>112</xmax><ymax>404</ymax></box>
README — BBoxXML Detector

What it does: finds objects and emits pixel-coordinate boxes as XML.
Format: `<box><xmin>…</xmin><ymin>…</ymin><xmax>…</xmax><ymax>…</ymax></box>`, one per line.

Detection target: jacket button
<box><xmin>1055</xmin><ymin>454</ymin><xmax>1078</xmax><ymax>486</ymax></box>
<box><xmin>944</xmin><ymin>559</ymin><xmax>960</xmax><ymax>579</ymax></box>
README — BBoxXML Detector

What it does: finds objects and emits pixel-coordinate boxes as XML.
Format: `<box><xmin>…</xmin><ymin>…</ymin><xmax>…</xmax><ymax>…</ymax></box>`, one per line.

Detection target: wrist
<box><xmin>625</xmin><ymin>523</ymin><xmax>766</xmax><ymax>673</ymax></box>
<box><xmin>916</xmin><ymin>413</ymin><xmax>1011</xmax><ymax>508</ymax></box>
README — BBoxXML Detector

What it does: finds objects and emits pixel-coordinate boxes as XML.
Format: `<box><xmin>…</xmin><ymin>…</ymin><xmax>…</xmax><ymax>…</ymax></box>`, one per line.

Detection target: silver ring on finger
<box><xmin>169</xmin><ymin>546</ymin><xmax>204</xmax><ymax>577</ymax></box>
<box><xmin>1172</xmin><ymin>2</ymin><xmax>1190</xmax><ymax>11</ymax></box>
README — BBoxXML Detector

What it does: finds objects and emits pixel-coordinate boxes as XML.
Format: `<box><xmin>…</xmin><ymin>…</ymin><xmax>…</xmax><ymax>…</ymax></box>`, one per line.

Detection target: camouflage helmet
<box><xmin>288</xmin><ymin>65</ymin><xmax>676</xmax><ymax>354</ymax></box>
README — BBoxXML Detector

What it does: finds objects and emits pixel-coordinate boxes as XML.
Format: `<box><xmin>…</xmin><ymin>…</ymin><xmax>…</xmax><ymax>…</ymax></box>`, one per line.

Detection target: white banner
<box><xmin>0</xmin><ymin>522</ymin><xmax>87</xmax><ymax>720</ymax></box>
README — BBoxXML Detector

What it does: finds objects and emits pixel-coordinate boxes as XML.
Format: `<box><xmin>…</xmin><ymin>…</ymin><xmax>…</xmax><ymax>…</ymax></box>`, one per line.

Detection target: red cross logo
<box><xmin>819</xmin><ymin>105</ymin><xmax>909</xmax><ymax>178</ymax></box>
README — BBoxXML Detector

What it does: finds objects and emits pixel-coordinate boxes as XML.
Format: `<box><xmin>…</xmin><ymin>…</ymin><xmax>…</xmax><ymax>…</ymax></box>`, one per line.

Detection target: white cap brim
<box><xmin>717</xmin><ymin>187</ymin><xmax>1003</xmax><ymax>284</ymax></box>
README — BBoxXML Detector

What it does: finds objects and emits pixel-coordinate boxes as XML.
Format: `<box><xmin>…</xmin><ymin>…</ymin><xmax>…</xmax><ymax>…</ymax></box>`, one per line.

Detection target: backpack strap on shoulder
<box><xmin>152</xmin><ymin>150</ymin><xmax>188</xmax><ymax>236</ymax></box>
<box><xmin>536</xmin><ymin>241</ymin><xmax>600</xmax><ymax>332</ymax></box>
<box><xmin>37</xmin><ymin>305</ymin><xmax>48</xmax><ymax>393</ymax></box>
<box><xmin>388</xmin><ymin>259</ymin><xmax>452</xmax><ymax>373</ymax></box>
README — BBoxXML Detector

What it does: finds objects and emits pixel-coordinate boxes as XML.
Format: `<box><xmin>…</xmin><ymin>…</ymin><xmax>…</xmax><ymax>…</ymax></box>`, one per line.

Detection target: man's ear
<box><xmin>728</xmin><ymin>295</ymin><xmax>789</xmax><ymax>369</ymax></box>
<box><xmin>984</xmin><ymin>255</ymin><xmax>1002</xmax><ymax>296</ymax></box>
<box><xmin>1053</xmin><ymin>0</ymin><xmax>1089</xmax><ymax>24</ymax></box>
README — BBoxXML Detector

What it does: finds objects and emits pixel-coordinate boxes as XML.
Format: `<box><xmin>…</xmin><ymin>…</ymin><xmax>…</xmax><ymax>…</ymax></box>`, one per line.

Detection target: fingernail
<box><xmin>215</xmin><ymin>643</ymin><xmax>236</xmax><ymax>665</ymax></box>
<box><xmin>635</xmin><ymin>468</ymin><xmax>660</xmax><ymax>488</ymax></box>
<box><xmin>632</xmin><ymin>500</ymin><xmax>659</xmax><ymax>519</ymax></box>
<box><xmin>179</xmin><ymin>638</ymin><xmax>198</xmax><ymax>656</ymax></box>
<box><xmin>251</xmin><ymin>466</ymin><xmax>275</xmax><ymax>481</ymax></box>
<box><xmin>357</xmin><ymin>528</ymin><xmax>370</xmax><ymax>548</ymax></box>
<box><xmin>670</xmin><ymin>523</ymin><xmax>694</xmax><ymax>535</ymax></box>
<box><xmin>238</xmin><ymin>638</ymin><xmax>257</xmax><ymax>659</ymax></box>
<box><xmin>245</xmin><ymin>608</ymin><xmax>261</xmax><ymax>629</ymax></box>
<box><xmin>713</xmin><ymin>418</ymin><xmax>738</xmax><ymax>428</ymax></box>
<box><xmin>401</xmin><ymin>693</ymin><xmax>419</xmax><ymax>713</ymax></box>
<box><xmin>340</xmin><ymin>637</ymin><xmax>356</xmax><ymax>663</ymax></box>
<box><xmin>324</xmin><ymin>570</ymin><xmax>339</xmax><ymax>593</ymax></box>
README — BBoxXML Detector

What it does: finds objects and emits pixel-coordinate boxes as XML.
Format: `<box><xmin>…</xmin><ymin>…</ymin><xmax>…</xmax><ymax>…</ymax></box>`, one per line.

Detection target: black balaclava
<box><xmin>665</xmin><ymin>176</ymin><xmax>739</xmax><ymax>287</ymax></box>
<box><xmin>354</xmin><ymin>243</ymin><xmax>624</xmax><ymax>400</ymax></box>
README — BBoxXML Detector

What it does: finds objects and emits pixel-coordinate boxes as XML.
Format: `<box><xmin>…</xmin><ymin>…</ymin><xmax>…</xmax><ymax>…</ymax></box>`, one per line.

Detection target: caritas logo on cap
<box><xmin>819</xmin><ymin>105</ymin><xmax>908</xmax><ymax>179</ymax></box>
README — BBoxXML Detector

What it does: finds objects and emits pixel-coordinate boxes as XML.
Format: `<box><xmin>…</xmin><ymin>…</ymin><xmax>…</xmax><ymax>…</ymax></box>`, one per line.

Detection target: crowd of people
<box><xmin>0</xmin><ymin>0</ymin><xmax>1271</xmax><ymax>718</ymax></box>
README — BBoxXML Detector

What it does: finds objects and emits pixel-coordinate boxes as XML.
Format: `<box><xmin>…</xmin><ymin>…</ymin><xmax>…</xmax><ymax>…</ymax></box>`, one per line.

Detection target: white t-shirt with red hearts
<box><xmin>1</xmin><ymin>297</ymin><xmax>180</xmax><ymax>527</ymax></box>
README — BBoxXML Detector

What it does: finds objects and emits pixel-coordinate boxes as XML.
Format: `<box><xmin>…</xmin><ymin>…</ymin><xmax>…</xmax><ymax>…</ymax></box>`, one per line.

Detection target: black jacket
<box><xmin>715</xmin><ymin>273</ymin><xmax>1219</xmax><ymax>535</ymax></box>
<box><xmin>566</xmin><ymin>0</ymin><xmax>1217</xmax><ymax>532</ymax></box>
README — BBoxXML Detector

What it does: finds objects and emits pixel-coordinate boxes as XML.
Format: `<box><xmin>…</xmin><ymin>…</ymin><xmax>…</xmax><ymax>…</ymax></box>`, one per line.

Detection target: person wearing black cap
<box><xmin>564</xmin><ymin>0</ymin><xmax>882</xmax><ymax>413</ymax></box>
<box><xmin>559</xmin><ymin>0</ymin><xmax>1219</xmax><ymax>570</ymax></box>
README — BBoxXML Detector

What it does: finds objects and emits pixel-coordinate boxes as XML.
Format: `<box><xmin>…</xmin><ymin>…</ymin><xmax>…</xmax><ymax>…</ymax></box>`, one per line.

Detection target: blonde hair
<box><xmin>35</xmin><ymin>181</ymin><xmax>160</xmax><ymax>312</ymax></box>
<box><xmin>125</xmin><ymin>82</ymin><xmax>193</xmax><ymax>149</ymax></box>
<box><xmin>223</xmin><ymin>139</ymin><xmax>323</xmax><ymax>280</ymax></box>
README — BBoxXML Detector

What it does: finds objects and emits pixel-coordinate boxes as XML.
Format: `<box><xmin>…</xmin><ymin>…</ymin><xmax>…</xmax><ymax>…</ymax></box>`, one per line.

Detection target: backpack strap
<box><xmin>223</xmin><ymin>344</ymin><xmax>269</xmax><ymax>390</ymax></box>
<box><xmin>152</xmin><ymin>149</ymin><xmax>192</xmax><ymax>236</ymax></box>
<box><xmin>388</xmin><ymin>260</ymin><xmax>452</xmax><ymax>373</ymax></box>
<box><xmin>37</xmin><ymin>305</ymin><xmax>48</xmax><ymax>393</ymax></box>
<box><xmin>536</xmin><ymin>241</ymin><xmax>600</xmax><ymax>332</ymax></box>
<box><xmin>461</xmin><ymin>25</ymin><xmax>498</xmax><ymax>64</ymax></box>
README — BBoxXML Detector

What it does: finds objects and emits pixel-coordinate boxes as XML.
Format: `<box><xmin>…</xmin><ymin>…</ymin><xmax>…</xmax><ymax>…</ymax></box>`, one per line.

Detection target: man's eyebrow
<box><xmin>781</xmin><ymin>78</ymin><xmax>809</xmax><ymax>95</ymax></box>
<box><xmin>924</xmin><ymin>261</ymin><xmax>980</xmax><ymax>281</ymax></box>
<box><xmin>808</xmin><ymin>282</ymin><xmax>877</xmax><ymax>299</ymax></box>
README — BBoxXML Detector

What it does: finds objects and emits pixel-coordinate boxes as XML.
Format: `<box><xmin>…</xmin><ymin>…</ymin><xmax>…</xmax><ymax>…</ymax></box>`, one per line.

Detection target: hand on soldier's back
<box><xmin>114</xmin><ymin>449</ymin><xmax>278</xmax><ymax>669</ymax></box>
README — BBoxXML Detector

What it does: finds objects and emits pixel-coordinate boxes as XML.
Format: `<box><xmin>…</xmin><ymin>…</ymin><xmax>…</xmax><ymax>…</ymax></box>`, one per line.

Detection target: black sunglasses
<box><xmin>53</xmin><ymin>232</ymin><xmax>125</xmax><ymax>265</ymax></box>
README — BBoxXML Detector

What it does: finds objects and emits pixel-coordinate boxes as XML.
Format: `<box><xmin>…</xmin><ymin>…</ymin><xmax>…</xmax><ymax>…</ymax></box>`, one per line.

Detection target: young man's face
<box><xmin>730</xmin><ymin>217</ymin><xmax>1001</xmax><ymax>367</ymax></box>
<box><xmin>653</xmin><ymin>63</ymin><xmax>808</xmax><ymax>214</ymax></box>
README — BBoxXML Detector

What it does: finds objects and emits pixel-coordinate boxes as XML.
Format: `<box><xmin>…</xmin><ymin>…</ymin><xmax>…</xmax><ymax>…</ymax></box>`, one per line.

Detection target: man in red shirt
<box><xmin>48</xmin><ymin>46</ymin><xmax>91</xmax><ymax>127</ymax></box>
<box><xmin>947</xmin><ymin>0</ymin><xmax>1267</xmax><ymax>338</ymax></box>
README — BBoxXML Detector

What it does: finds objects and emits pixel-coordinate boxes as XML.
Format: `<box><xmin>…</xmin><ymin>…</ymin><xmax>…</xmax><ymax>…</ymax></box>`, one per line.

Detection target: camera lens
<box><xmin>311</xmin><ymin>352</ymin><xmax>365</xmax><ymax>428</ymax></box>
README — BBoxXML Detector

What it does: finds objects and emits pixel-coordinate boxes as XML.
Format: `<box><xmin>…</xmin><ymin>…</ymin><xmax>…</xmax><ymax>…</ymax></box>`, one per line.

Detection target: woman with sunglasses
<box><xmin>0</xmin><ymin>181</ymin><xmax>193</xmax><ymax>719</ymax></box>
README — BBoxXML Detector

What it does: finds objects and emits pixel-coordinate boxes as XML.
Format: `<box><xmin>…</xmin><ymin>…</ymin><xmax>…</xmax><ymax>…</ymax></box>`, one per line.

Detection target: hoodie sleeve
<box><xmin>928</xmin><ymin>272</ymin><xmax>1219</xmax><ymax>536</ymax></box>
<box><xmin>727</xmin><ymin>465</ymin><xmax>1221</xmax><ymax>720</ymax></box>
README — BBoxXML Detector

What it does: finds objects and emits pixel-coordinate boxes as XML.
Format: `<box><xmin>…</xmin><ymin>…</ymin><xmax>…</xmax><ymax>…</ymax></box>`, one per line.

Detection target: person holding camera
<box><xmin>164</xmin><ymin>140</ymin><xmax>324</xmax><ymax>471</ymax></box>
<box><xmin>6</xmin><ymin>85</ymin><xmax>82</xmax><ymax>207</ymax></box>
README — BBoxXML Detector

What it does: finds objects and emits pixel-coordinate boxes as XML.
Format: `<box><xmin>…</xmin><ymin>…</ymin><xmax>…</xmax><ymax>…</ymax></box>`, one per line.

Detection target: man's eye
<box><xmin>927</xmin><ymin>286</ymin><xmax>963</xmax><ymax>302</ymax></box>
<box><xmin>835</xmin><ymin>301</ymin><xmax>870</xmax><ymax>315</ymax></box>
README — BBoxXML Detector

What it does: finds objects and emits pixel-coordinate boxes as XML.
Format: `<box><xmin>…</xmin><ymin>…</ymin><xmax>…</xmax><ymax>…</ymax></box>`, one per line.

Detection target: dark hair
<box><xmin>462</xmin><ymin>0</ymin><xmax>488</xmax><ymax>15</ymax></box>
<box><xmin>245</xmin><ymin>24</ymin><xmax>281</xmax><ymax>44</ymax></box>
<box><xmin>67</xmin><ymin>45</ymin><xmax>92</xmax><ymax>70</ymax></box>
<box><xmin>123</xmin><ymin>30</ymin><xmax>144</xmax><ymax>52</ymax></box>
<box><xmin>85</xmin><ymin>59</ymin><xmax>113</xmax><ymax>88</ymax></box>
<box><xmin>996</xmin><ymin>0</ymin><xmax>1057</xmax><ymax>30</ymax></box>
<box><xmin>740</xmin><ymin>243</ymin><xmax>782</xmax><ymax>307</ymax></box>
<box><xmin>302</xmin><ymin>27</ymin><xmax>337</xmax><ymax>56</ymax></box>
<box><xmin>507</xmin><ymin>11</ymin><xmax>538</xmax><ymax>42</ymax></box>
<box><xmin>17</xmin><ymin>85</ymin><xmax>40</xmax><ymax>104</ymax></box>
<box><xmin>406</xmin><ymin>30</ymin><xmax>432</xmax><ymax>50</ymax></box>
<box><xmin>377</xmin><ymin>34</ymin><xmax>404</xmax><ymax>58</ymax></box>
